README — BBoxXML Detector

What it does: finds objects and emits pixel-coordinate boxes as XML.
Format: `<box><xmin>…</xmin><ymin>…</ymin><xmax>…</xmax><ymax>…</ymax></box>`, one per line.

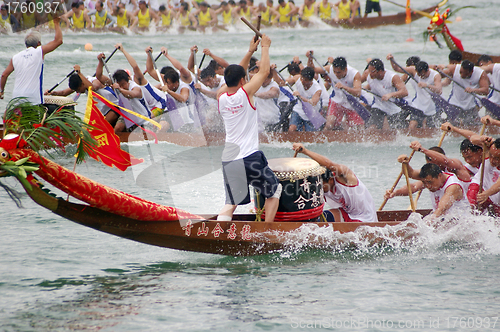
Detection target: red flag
<box><xmin>405</xmin><ymin>0</ymin><xmax>411</xmax><ymax>24</ymax></box>
<box><xmin>83</xmin><ymin>89</ymin><xmax>143</xmax><ymax>171</ymax></box>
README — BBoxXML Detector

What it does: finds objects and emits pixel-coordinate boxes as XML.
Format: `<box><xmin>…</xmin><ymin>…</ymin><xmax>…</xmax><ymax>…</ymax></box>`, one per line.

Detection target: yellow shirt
<box><xmin>138</xmin><ymin>8</ymin><xmax>151</xmax><ymax>28</ymax></box>
<box><xmin>94</xmin><ymin>10</ymin><xmax>108</xmax><ymax>28</ymax></box>
<box><xmin>198</xmin><ymin>9</ymin><xmax>211</xmax><ymax>26</ymax></box>
<box><xmin>117</xmin><ymin>10</ymin><xmax>129</xmax><ymax>27</ymax></box>
<box><xmin>222</xmin><ymin>9</ymin><xmax>233</xmax><ymax>24</ymax></box>
<box><xmin>261</xmin><ymin>7</ymin><xmax>270</xmax><ymax>22</ymax></box>
<box><xmin>22</xmin><ymin>12</ymin><xmax>36</xmax><ymax>29</ymax></box>
<box><xmin>72</xmin><ymin>11</ymin><xmax>85</xmax><ymax>29</ymax></box>
<box><xmin>239</xmin><ymin>7</ymin><xmax>251</xmax><ymax>20</ymax></box>
<box><xmin>0</xmin><ymin>13</ymin><xmax>11</xmax><ymax>27</ymax></box>
<box><xmin>350</xmin><ymin>0</ymin><xmax>360</xmax><ymax>17</ymax></box>
<box><xmin>318</xmin><ymin>1</ymin><xmax>331</xmax><ymax>19</ymax></box>
<box><xmin>278</xmin><ymin>3</ymin><xmax>291</xmax><ymax>23</ymax></box>
<box><xmin>161</xmin><ymin>11</ymin><xmax>171</xmax><ymax>26</ymax></box>
<box><xmin>337</xmin><ymin>1</ymin><xmax>350</xmax><ymax>20</ymax></box>
<box><xmin>302</xmin><ymin>4</ymin><xmax>315</xmax><ymax>20</ymax></box>
<box><xmin>179</xmin><ymin>11</ymin><xmax>191</xmax><ymax>26</ymax></box>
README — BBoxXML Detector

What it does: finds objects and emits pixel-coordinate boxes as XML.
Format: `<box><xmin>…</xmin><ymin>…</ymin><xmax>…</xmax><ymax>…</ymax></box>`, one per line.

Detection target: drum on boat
<box><xmin>255</xmin><ymin>157</ymin><xmax>326</xmax><ymax>222</ymax></box>
<box><xmin>43</xmin><ymin>95</ymin><xmax>77</xmax><ymax>114</ymax></box>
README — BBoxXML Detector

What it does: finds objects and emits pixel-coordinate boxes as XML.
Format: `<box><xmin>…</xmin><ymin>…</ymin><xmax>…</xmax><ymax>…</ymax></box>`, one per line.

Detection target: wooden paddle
<box><xmin>402</xmin><ymin>163</ymin><xmax>416</xmax><ymax>212</ymax></box>
<box><xmin>379</xmin><ymin>150</ymin><xmax>416</xmax><ymax>210</ymax></box>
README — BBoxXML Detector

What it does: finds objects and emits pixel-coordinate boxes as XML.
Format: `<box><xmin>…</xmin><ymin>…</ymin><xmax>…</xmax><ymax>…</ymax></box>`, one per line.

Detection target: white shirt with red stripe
<box><xmin>464</xmin><ymin>162</ymin><xmax>479</xmax><ymax>176</ymax></box>
<box><xmin>471</xmin><ymin>158</ymin><xmax>500</xmax><ymax>205</ymax></box>
<box><xmin>429</xmin><ymin>172</ymin><xmax>465</xmax><ymax>210</ymax></box>
<box><xmin>324</xmin><ymin>177</ymin><xmax>378</xmax><ymax>223</ymax></box>
<box><xmin>218</xmin><ymin>87</ymin><xmax>259</xmax><ymax>161</ymax></box>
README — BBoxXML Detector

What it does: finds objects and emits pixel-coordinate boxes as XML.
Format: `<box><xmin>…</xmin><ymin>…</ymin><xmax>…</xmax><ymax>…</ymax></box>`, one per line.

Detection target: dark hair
<box><xmin>493</xmin><ymin>138</ymin><xmax>500</xmax><ymax>150</ymax></box>
<box><xmin>461</xmin><ymin>60</ymin><xmax>474</xmax><ymax>72</ymax></box>
<box><xmin>71</xmin><ymin>2</ymin><xmax>79</xmax><ymax>8</ymax></box>
<box><xmin>200</xmin><ymin>1</ymin><xmax>209</xmax><ymax>7</ymax></box>
<box><xmin>460</xmin><ymin>139</ymin><xmax>482</xmax><ymax>153</ymax></box>
<box><xmin>113</xmin><ymin>69</ymin><xmax>130</xmax><ymax>83</ymax></box>
<box><xmin>278</xmin><ymin>0</ymin><xmax>285</xmax><ymax>3</ymax></box>
<box><xmin>159</xmin><ymin>4</ymin><xmax>166</xmax><ymax>11</ymax></box>
<box><xmin>415</xmin><ymin>61</ymin><xmax>429</xmax><ymax>73</ymax></box>
<box><xmin>425</xmin><ymin>146</ymin><xmax>445</xmax><ymax>162</ymax></box>
<box><xmin>301</xmin><ymin>67</ymin><xmax>315</xmax><ymax>81</ymax></box>
<box><xmin>369</xmin><ymin>58</ymin><xmax>384</xmax><ymax>71</ymax></box>
<box><xmin>220</xmin><ymin>1</ymin><xmax>228</xmax><ymax>5</ymax></box>
<box><xmin>477</xmin><ymin>54</ymin><xmax>492</xmax><ymax>65</ymax></box>
<box><xmin>449</xmin><ymin>50</ymin><xmax>463</xmax><ymax>62</ymax></box>
<box><xmin>163</xmin><ymin>68</ymin><xmax>180</xmax><ymax>83</ymax></box>
<box><xmin>181</xmin><ymin>2</ymin><xmax>189</xmax><ymax>10</ymax></box>
<box><xmin>249</xmin><ymin>56</ymin><xmax>258</xmax><ymax>70</ymax></box>
<box><xmin>406</xmin><ymin>56</ymin><xmax>420</xmax><ymax>67</ymax></box>
<box><xmin>228</xmin><ymin>0</ymin><xmax>236</xmax><ymax>5</ymax></box>
<box><xmin>224</xmin><ymin>64</ymin><xmax>246</xmax><ymax>87</ymax></box>
<box><xmin>160</xmin><ymin>65</ymin><xmax>174</xmax><ymax>75</ymax></box>
<box><xmin>200</xmin><ymin>66</ymin><xmax>216</xmax><ymax>80</ymax></box>
<box><xmin>332</xmin><ymin>57</ymin><xmax>347</xmax><ymax>70</ymax></box>
<box><xmin>68</xmin><ymin>74</ymin><xmax>83</xmax><ymax>91</ymax></box>
<box><xmin>208</xmin><ymin>59</ymin><xmax>222</xmax><ymax>71</ymax></box>
<box><xmin>321</xmin><ymin>168</ymin><xmax>334</xmax><ymax>181</ymax></box>
<box><xmin>239</xmin><ymin>0</ymin><xmax>246</xmax><ymax>4</ymax></box>
<box><xmin>288</xmin><ymin>63</ymin><xmax>300</xmax><ymax>75</ymax></box>
<box><xmin>419</xmin><ymin>163</ymin><xmax>442</xmax><ymax>179</ymax></box>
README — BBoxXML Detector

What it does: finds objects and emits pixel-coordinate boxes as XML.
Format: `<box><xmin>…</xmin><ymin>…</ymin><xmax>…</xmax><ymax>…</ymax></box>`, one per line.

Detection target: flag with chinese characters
<box><xmin>83</xmin><ymin>88</ymin><xmax>143</xmax><ymax>171</ymax></box>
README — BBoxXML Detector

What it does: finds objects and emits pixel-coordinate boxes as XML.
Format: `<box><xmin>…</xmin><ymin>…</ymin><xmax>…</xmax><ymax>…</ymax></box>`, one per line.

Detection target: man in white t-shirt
<box><xmin>1</xmin><ymin>16</ymin><xmax>63</xmax><ymax>103</ymax></box>
<box><xmin>216</xmin><ymin>34</ymin><xmax>282</xmax><ymax>222</ymax></box>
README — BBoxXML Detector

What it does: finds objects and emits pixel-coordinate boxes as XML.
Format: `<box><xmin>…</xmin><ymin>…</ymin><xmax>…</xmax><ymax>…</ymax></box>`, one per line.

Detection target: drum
<box><xmin>43</xmin><ymin>95</ymin><xmax>77</xmax><ymax>114</ymax></box>
<box><xmin>255</xmin><ymin>157</ymin><xmax>326</xmax><ymax>222</ymax></box>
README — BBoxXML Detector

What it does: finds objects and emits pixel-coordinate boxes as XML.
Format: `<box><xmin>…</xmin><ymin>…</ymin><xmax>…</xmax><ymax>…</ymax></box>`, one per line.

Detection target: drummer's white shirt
<box><xmin>12</xmin><ymin>46</ymin><xmax>44</xmax><ymax>105</ymax></box>
<box><xmin>324</xmin><ymin>177</ymin><xmax>378</xmax><ymax>222</ymax></box>
<box><xmin>219</xmin><ymin>87</ymin><xmax>259</xmax><ymax>162</ymax></box>
<box><xmin>255</xmin><ymin>81</ymin><xmax>280</xmax><ymax>131</ymax></box>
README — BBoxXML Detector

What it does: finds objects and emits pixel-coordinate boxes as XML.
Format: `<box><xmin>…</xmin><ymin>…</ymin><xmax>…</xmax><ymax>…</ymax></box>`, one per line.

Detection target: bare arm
<box><xmin>41</xmin><ymin>17</ymin><xmax>63</xmax><ymax>56</ymax></box>
<box><xmin>383</xmin><ymin>74</ymin><xmax>408</xmax><ymax>100</ymax></box>
<box><xmin>203</xmin><ymin>48</ymin><xmax>229</xmax><ymax>69</ymax></box>
<box><xmin>0</xmin><ymin>60</ymin><xmax>14</xmax><ymax>99</ymax></box>
<box><xmin>255</xmin><ymin>86</ymin><xmax>279</xmax><ymax>99</ymax></box>
<box><xmin>116</xmin><ymin>43</ymin><xmax>147</xmax><ymax>85</ymax></box>
<box><xmin>239</xmin><ymin>38</ymin><xmax>259</xmax><ymax>71</ymax></box>
<box><xmin>95</xmin><ymin>52</ymin><xmax>112</xmax><ymax>85</ymax></box>
<box><xmin>441</xmin><ymin>122</ymin><xmax>477</xmax><ymax>140</ymax></box>
<box><xmin>243</xmin><ymin>35</ymin><xmax>270</xmax><ymax>98</ymax></box>
<box><xmin>434</xmin><ymin>184</ymin><xmax>463</xmax><ymax>217</ymax></box>
<box><xmin>144</xmin><ymin>46</ymin><xmax>160</xmax><ymax>82</ymax></box>
<box><xmin>162</xmin><ymin>86</ymin><xmax>189</xmax><ymax>102</ymax></box>
<box><xmin>162</xmin><ymin>47</ymin><xmax>192</xmax><ymax>84</ymax></box>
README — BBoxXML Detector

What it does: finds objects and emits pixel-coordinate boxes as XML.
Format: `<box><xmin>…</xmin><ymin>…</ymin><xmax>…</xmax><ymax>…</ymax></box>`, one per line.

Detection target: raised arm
<box><xmin>116</xmin><ymin>43</ymin><xmax>147</xmax><ymax>85</ymax></box>
<box><xmin>242</xmin><ymin>34</ymin><xmax>269</xmax><ymax>97</ymax></box>
<box><xmin>145</xmin><ymin>46</ymin><xmax>160</xmax><ymax>82</ymax></box>
<box><xmin>162</xmin><ymin>47</ymin><xmax>192</xmax><ymax>84</ymax></box>
<box><xmin>95</xmin><ymin>52</ymin><xmax>112</xmax><ymax>85</ymax></box>
<box><xmin>41</xmin><ymin>17</ymin><xmax>63</xmax><ymax>56</ymax></box>
<box><xmin>239</xmin><ymin>38</ymin><xmax>259</xmax><ymax>71</ymax></box>
<box><xmin>203</xmin><ymin>48</ymin><xmax>229</xmax><ymax>69</ymax></box>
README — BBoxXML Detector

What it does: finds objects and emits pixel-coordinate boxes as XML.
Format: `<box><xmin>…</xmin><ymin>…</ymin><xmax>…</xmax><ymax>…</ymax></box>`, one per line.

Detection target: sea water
<box><xmin>1</xmin><ymin>0</ymin><xmax>500</xmax><ymax>330</ymax></box>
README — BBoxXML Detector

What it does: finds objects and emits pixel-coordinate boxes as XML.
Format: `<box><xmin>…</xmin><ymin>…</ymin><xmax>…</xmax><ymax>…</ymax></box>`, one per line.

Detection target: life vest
<box><xmin>72</xmin><ymin>11</ymin><xmax>86</xmax><ymax>29</ymax></box>
<box><xmin>94</xmin><ymin>10</ymin><xmax>108</xmax><ymax>28</ymax></box>
<box><xmin>302</xmin><ymin>4</ymin><xmax>315</xmax><ymax>20</ymax></box>
<box><xmin>179</xmin><ymin>11</ymin><xmax>191</xmax><ymax>26</ymax></box>
<box><xmin>222</xmin><ymin>9</ymin><xmax>233</xmax><ymax>24</ymax></box>
<box><xmin>0</xmin><ymin>13</ymin><xmax>11</xmax><ymax>27</ymax></box>
<box><xmin>318</xmin><ymin>1</ymin><xmax>331</xmax><ymax>19</ymax></box>
<box><xmin>117</xmin><ymin>10</ymin><xmax>129</xmax><ymax>27</ymax></box>
<box><xmin>278</xmin><ymin>3</ymin><xmax>291</xmax><ymax>22</ymax></box>
<box><xmin>198</xmin><ymin>9</ymin><xmax>211</xmax><ymax>26</ymax></box>
<box><xmin>161</xmin><ymin>11</ymin><xmax>171</xmax><ymax>26</ymax></box>
<box><xmin>239</xmin><ymin>7</ymin><xmax>251</xmax><ymax>20</ymax></box>
<box><xmin>138</xmin><ymin>8</ymin><xmax>151</xmax><ymax>28</ymax></box>
<box><xmin>350</xmin><ymin>0</ymin><xmax>361</xmax><ymax>17</ymax></box>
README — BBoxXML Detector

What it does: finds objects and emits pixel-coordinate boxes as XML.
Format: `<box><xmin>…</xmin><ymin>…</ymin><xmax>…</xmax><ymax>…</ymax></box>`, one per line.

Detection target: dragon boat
<box><xmin>426</xmin><ymin>7</ymin><xmax>500</xmax><ymax>63</ymax></box>
<box><xmin>0</xmin><ymin>98</ymin><xmax>435</xmax><ymax>256</ymax></box>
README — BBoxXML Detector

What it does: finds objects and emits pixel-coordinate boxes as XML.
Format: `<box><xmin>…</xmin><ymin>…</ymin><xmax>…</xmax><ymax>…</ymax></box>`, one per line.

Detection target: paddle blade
<box><xmin>429</xmin><ymin>92</ymin><xmax>460</xmax><ymax>120</ymax></box>
<box><xmin>344</xmin><ymin>92</ymin><xmax>371</xmax><ymax>122</ymax></box>
<box><xmin>481</xmin><ymin>98</ymin><xmax>500</xmax><ymax>118</ymax></box>
<box><xmin>301</xmin><ymin>100</ymin><xmax>325</xmax><ymax>129</ymax></box>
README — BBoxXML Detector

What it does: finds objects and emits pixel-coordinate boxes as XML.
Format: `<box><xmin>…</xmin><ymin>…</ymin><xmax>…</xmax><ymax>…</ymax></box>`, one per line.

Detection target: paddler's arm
<box><xmin>410</xmin><ymin>140</ymin><xmax>465</xmax><ymax>175</ymax></box>
<box><xmin>116</xmin><ymin>43</ymin><xmax>147</xmax><ymax>86</ymax></box>
<box><xmin>95</xmin><ymin>52</ymin><xmax>112</xmax><ymax>86</ymax></box>
<box><xmin>465</xmin><ymin>71</ymin><xmax>489</xmax><ymax>95</ymax></box>
<box><xmin>381</xmin><ymin>74</ymin><xmax>407</xmax><ymax>101</ymax></box>
<box><xmin>441</xmin><ymin>122</ymin><xmax>477</xmax><ymax>141</ymax></box>
<box><xmin>73</xmin><ymin>65</ymin><xmax>97</xmax><ymax>91</ymax></box>
<box><xmin>469</xmin><ymin>134</ymin><xmax>493</xmax><ymax>149</ymax></box>
<box><xmin>145</xmin><ymin>46</ymin><xmax>160</xmax><ymax>82</ymax></box>
<box><xmin>434</xmin><ymin>184</ymin><xmax>463</xmax><ymax>217</ymax></box>
<box><xmin>292</xmin><ymin>143</ymin><xmax>357</xmax><ymax>186</ymax></box>
<box><xmin>419</xmin><ymin>72</ymin><xmax>442</xmax><ymax>94</ymax></box>
<box><xmin>239</xmin><ymin>37</ymin><xmax>259</xmax><ymax>71</ymax></box>
<box><xmin>255</xmin><ymin>86</ymin><xmax>279</xmax><ymax>99</ymax></box>
<box><xmin>480</xmin><ymin>64</ymin><xmax>495</xmax><ymax>74</ymax></box>
<box><xmin>203</xmin><ymin>48</ymin><xmax>229</xmax><ymax>69</ymax></box>
<box><xmin>45</xmin><ymin>87</ymin><xmax>74</xmax><ymax>96</ymax></box>
<box><xmin>477</xmin><ymin>177</ymin><xmax>500</xmax><ymax>205</ymax></box>
<box><xmin>338</xmin><ymin>72</ymin><xmax>361</xmax><ymax>97</ymax></box>
<box><xmin>187</xmin><ymin>45</ymin><xmax>197</xmax><ymax>75</ymax></box>
<box><xmin>397</xmin><ymin>154</ymin><xmax>421</xmax><ymax>180</ymax></box>
<box><xmin>162</xmin><ymin>86</ymin><xmax>189</xmax><ymax>103</ymax></box>
<box><xmin>385</xmin><ymin>181</ymin><xmax>424</xmax><ymax>199</ymax></box>
<box><xmin>162</xmin><ymin>47</ymin><xmax>192</xmax><ymax>84</ymax></box>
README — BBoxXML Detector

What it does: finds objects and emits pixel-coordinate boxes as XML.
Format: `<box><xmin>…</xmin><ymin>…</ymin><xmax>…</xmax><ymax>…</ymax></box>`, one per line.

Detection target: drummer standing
<box><xmin>292</xmin><ymin>143</ymin><xmax>378</xmax><ymax>222</ymax></box>
<box><xmin>0</xmin><ymin>17</ymin><xmax>63</xmax><ymax>103</ymax></box>
<box><xmin>216</xmin><ymin>35</ymin><xmax>282</xmax><ymax>222</ymax></box>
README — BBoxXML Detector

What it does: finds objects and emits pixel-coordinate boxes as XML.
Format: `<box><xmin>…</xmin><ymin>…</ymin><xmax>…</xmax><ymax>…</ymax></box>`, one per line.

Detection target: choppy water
<box><xmin>2</xmin><ymin>1</ymin><xmax>500</xmax><ymax>330</ymax></box>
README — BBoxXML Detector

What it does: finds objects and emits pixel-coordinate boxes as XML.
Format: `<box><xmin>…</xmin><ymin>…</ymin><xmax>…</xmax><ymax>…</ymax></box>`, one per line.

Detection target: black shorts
<box><xmin>222</xmin><ymin>151</ymin><xmax>279</xmax><ymax>206</ymax></box>
<box><xmin>366</xmin><ymin>108</ymin><xmax>406</xmax><ymax>129</ymax></box>
<box><xmin>410</xmin><ymin>112</ymin><xmax>439</xmax><ymax>128</ymax></box>
<box><xmin>365</xmin><ymin>0</ymin><xmax>381</xmax><ymax>13</ymax></box>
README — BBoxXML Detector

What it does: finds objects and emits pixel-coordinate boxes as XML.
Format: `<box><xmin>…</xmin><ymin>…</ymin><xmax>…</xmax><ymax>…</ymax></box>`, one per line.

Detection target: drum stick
<box><xmin>240</xmin><ymin>17</ymin><xmax>262</xmax><ymax>37</ymax></box>
<box><xmin>254</xmin><ymin>15</ymin><xmax>261</xmax><ymax>42</ymax></box>
<box><xmin>47</xmin><ymin>69</ymin><xmax>76</xmax><ymax>93</ymax></box>
<box><xmin>379</xmin><ymin>150</ymin><xmax>416</xmax><ymax>211</ymax></box>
